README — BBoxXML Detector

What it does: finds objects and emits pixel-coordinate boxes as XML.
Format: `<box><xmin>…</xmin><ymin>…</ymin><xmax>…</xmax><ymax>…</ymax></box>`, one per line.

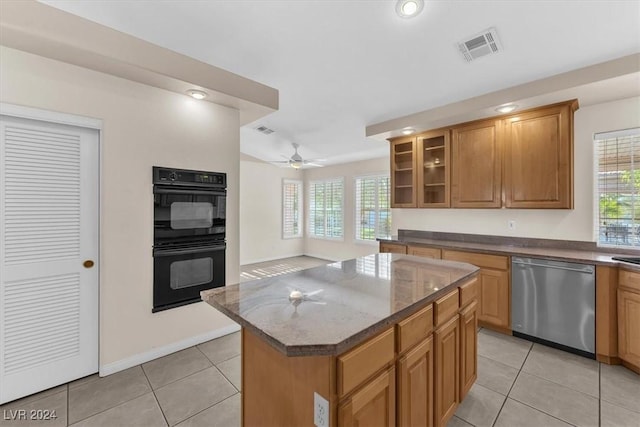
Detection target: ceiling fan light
<box><xmin>291</xmin><ymin>162</ymin><xmax>302</xmax><ymax>169</ymax></box>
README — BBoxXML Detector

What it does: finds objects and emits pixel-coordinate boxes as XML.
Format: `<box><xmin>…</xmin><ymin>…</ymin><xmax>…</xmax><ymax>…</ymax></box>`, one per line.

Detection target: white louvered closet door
<box><xmin>0</xmin><ymin>115</ymin><xmax>99</xmax><ymax>404</ymax></box>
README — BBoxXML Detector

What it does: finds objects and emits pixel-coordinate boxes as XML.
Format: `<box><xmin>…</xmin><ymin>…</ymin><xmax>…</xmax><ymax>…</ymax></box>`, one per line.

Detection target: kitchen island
<box><xmin>202</xmin><ymin>253</ymin><xmax>479</xmax><ymax>427</ymax></box>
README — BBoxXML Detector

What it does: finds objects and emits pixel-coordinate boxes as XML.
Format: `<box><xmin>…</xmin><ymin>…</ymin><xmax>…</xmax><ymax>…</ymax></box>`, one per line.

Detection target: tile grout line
<box><xmin>66</xmin><ymin>384</ymin><xmax>69</xmax><ymax>427</ymax></box>
<box><xmin>490</xmin><ymin>342</ymin><xmax>533</xmax><ymax>427</ymax></box>
<box><xmin>598</xmin><ymin>361</ymin><xmax>601</xmax><ymax>427</ymax></box>
<box><xmin>140</xmin><ymin>362</ymin><xmax>170</xmax><ymax>427</ymax></box>
<box><xmin>173</xmin><ymin>392</ymin><xmax>241</xmax><ymax>426</ymax></box>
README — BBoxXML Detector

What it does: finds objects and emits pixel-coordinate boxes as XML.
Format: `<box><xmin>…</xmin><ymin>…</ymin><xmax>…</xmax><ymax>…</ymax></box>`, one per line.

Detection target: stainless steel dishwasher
<box><xmin>511</xmin><ymin>257</ymin><xmax>595</xmax><ymax>357</ymax></box>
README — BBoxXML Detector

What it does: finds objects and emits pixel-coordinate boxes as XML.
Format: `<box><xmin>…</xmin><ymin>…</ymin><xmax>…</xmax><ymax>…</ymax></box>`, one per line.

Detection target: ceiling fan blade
<box><xmin>304</xmin><ymin>162</ymin><xmax>324</xmax><ymax>167</ymax></box>
<box><xmin>269</xmin><ymin>160</ymin><xmax>291</xmax><ymax>164</ymax></box>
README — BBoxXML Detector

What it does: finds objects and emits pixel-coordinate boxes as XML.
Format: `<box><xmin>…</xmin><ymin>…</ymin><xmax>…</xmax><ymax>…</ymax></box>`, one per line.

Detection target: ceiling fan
<box><xmin>271</xmin><ymin>143</ymin><xmax>325</xmax><ymax>169</ymax></box>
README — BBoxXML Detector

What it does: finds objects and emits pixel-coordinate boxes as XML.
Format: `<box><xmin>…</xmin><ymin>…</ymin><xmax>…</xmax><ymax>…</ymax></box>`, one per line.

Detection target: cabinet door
<box><xmin>417</xmin><ymin>129</ymin><xmax>450</xmax><ymax>208</ymax></box>
<box><xmin>618</xmin><ymin>289</ymin><xmax>640</xmax><ymax>368</ymax></box>
<box><xmin>451</xmin><ymin>119</ymin><xmax>502</xmax><ymax>208</ymax></box>
<box><xmin>380</xmin><ymin>243</ymin><xmax>407</xmax><ymax>254</ymax></box>
<box><xmin>407</xmin><ymin>245</ymin><xmax>441</xmax><ymax>259</ymax></box>
<box><xmin>390</xmin><ymin>137</ymin><xmax>417</xmax><ymax>208</ymax></box>
<box><xmin>459</xmin><ymin>301</ymin><xmax>478</xmax><ymax>401</ymax></box>
<box><xmin>434</xmin><ymin>315</ymin><xmax>459</xmax><ymax>427</ymax></box>
<box><xmin>503</xmin><ymin>101</ymin><xmax>576</xmax><ymax>209</ymax></box>
<box><xmin>478</xmin><ymin>269</ymin><xmax>510</xmax><ymax>330</ymax></box>
<box><xmin>339</xmin><ymin>367</ymin><xmax>396</xmax><ymax>427</ymax></box>
<box><xmin>398</xmin><ymin>336</ymin><xmax>433</xmax><ymax>427</ymax></box>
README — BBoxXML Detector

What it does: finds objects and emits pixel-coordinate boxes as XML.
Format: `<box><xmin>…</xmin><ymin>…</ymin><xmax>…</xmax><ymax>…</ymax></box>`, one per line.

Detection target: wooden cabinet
<box><xmin>391</xmin><ymin>137</ymin><xmax>417</xmax><ymax>207</ymax></box>
<box><xmin>434</xmin><ymin>314</ymin><xmax>459</xmax><ymax>427</ymax></box>
<box><xmin>398</xmin><ymin>337</ymin><xmax>433</xmax><ymax>427</ymax></box>
<box><xmin>407</xmin><ymin>245</ymin><xmax>441</xmax><ymax>259</ymax></box>
<box><xmin>442</xmin><ymin>250</ymin><xmax>510</xmax><ymax>332</ymax></box>
<box><xmin>617</xmin><ymin>268</ymin><xmax>640</xmax><ymax>373</ymax></box>
<box><xmin>339</xmin><ymin>367</ymin><xmax>396</xmax><ymax>427</ymax></box>
<box><xmin>503</xmin><ymin>101</ymin><xmax>576</xmax><ymax>209</ymax></box>
<box><xmin>451</xmin><ymin>119</ymin><xmax>502</xmax><ymax>208</ymax></box>
<box><xmin>417</xmin><ymin>129</ymin><xmax>450</xmax><ymax>208</ymax></box>
<box><xmin>380</xmin><ymin>242</ymin><xmax>407</xmax><ymax>254</ymax></box>
<box><xmin>459</xmin><ymin>301</ymin><xmax>478</xmax><ymax>400</ymax></box>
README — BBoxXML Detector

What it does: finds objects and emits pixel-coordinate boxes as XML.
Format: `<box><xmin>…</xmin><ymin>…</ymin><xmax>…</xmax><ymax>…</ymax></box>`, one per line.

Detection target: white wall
<box><xmin>0</xmin><ymin>46</ymin><xmax>241</xmax><ymax>368</ymax></box>
<box><xmin>240</xmin><ymin>154</ymin><xmax>304</xmax><ymax>264</ymax></box>
<box><xmin>392</xmin><ymin>96</ymin><xmax>640</xmax><ymax>242</ymax></box>
<box><xmin>303</xmin><ymin>157</ymin><xmax>390</xmax><ymax>261</ymax></box>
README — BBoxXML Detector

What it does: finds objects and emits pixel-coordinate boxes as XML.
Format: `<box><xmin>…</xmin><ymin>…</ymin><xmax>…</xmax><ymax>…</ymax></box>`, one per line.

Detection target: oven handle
<box><xmin>154</xmin><ymin>245</ymin><xmax>226</xmax><ymax>257</ymax></box>
<box><xmin>154</xmin><ymin>187</ymin><xmax>226</xmax><ymax>197</ymax></box>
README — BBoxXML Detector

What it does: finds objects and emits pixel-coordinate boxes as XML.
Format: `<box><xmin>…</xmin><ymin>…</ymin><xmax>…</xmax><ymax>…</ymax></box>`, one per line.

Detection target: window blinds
<box><xmin>282</xmin><ymin>180</ymin><xmax>302</xmax><ymax>238</ymax></box>
<box><xmin>595</xmin><ymin>128</ymin><xmax>640</xmax><ymax>248</ymax></box>
<box><xmin>308</xmin><ymin>179</ymin><xmax>343</xmax><ymax>239</ymax></box>
<box><xmin>355</xmin><ymin>175</ymin><xmax>391</xmax><ymax>241</ymax></box>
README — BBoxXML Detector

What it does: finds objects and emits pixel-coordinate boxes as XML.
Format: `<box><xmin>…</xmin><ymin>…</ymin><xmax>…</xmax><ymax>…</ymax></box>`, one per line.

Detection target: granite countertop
<box><xmin>202</xmin><ymin>253</ymin><xmax>479</xmax><ymax>357</ymax></box>
<box><xmin>380</xmin><ymin>235</ymin><xmax>640</xmax><ymax>268</ymax></box>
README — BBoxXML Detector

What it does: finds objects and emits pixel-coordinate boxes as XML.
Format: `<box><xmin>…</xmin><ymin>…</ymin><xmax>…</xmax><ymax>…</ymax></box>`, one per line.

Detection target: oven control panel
<box><xmin>153</xmin><ymin>167</ymin><xmax>226</xmax><ymax>187</ymax></box>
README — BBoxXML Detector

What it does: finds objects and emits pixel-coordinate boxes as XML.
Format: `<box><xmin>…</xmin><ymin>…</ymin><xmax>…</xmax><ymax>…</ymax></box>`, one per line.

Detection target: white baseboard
<box><xmin>99</xmin><ymin>323</ymin><xmax>241</xmax><ymax>377</ymax></box>
<box><xmin>241</xmin><ymin>252</ymin><xmax>305</xmax><ymax>265</ymax></box>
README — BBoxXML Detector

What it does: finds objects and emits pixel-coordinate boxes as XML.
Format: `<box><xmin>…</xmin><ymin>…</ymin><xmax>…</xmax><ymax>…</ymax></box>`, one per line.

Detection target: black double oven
<box><xmin>153</xmin><ymin>167</ymin><xmax>226</xmax><ymax>312</ymax></box>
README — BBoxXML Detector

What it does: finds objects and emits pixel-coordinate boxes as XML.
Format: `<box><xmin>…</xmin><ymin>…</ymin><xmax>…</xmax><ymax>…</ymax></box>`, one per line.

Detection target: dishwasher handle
<box><xmin>512</xmin><ymin>259</ymin><xmax>594</xmax><ymax>274</ymax></box>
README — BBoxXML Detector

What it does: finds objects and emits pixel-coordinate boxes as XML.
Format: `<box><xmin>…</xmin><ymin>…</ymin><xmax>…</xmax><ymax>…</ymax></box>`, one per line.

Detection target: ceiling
<box><xmin>41</xmin><ymin>0</ymin><xmax>640</xmax><ymax>166</ymax></box>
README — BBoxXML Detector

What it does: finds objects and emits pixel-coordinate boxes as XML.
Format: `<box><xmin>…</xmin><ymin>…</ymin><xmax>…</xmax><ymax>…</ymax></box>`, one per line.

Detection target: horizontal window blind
<box><xmin>282</xmin><ymin>180</ymin><xmax>302</xmax><ymax>238</ymax></box>
<box><xmin>355</xmin><ymin>175</ymin><xmax>391</xmax><ymax>241</ymax></box>
<box><xmin>595</xmin><ymin>128</ymin><xmax>640</xmax><ymax>248</ymax></box>
<box><xmin>309</xmin><ymin>178</ymin><xmax>343</xmax><ymax>239</ymax></box>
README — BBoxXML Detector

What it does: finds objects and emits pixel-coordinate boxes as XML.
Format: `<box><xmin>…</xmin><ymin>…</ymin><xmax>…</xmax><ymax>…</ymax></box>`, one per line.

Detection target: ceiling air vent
<box><xmin>457</xmin><ymin>27</ymin><xmax>502</xmax><ymax>62</ymax></box>
<box><xmin>255</xmin><ymin>125</ymin><xmax>275</xmax><ymax>135</ymax></box>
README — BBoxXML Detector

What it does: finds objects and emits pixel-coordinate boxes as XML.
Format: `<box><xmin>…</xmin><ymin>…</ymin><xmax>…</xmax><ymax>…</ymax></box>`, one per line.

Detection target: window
<box><xmin>355</xmin><ymin>175</ymin><xmax>391</xmax><ymax>241</ymax></box>
<box><xmin>308</xmin><ymin>178</ymin><xmax>344</xmax><ymax>239</ymax></box>
<box><xmin>282</xmin><ymin>179</ymin><xmax>303</xmax><ymax>239</ymax></box>
<box><xmin>596</xmin><ymin>128</ymin><xmax>640</xmax><ymax>248</ymax></box>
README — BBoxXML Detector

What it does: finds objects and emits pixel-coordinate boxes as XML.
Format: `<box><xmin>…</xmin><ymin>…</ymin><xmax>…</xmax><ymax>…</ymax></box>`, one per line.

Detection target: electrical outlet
<box><xmin>508</xmin><ymin>220</ymin><xmax>516</xmax><ymax>231</ymax></box>
<box><xmin>314</xmin><ymin>392</ymin><xmax>329</xmax><ymax>427</ymax></box>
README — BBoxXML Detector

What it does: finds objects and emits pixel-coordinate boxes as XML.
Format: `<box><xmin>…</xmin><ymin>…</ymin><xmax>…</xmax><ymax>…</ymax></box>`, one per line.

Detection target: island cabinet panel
<box><xmin>407</xmin><ymin>245</ymin><xmax>441</xmax><ymax>259</ymax></box>
<box><xmin>390</xmin><ymin>137</ymin><xmax>417</xmax><ymax>208</ymax></box>
<box><xmin>451</xmin><ymin>119</ymin><xmax>502</xmax><ymax>208</ymax></box>
<box><xmin>380</xmin><ymin>242</ymin><xmax>408</xmax><ymax>254</ymax></box>
<box><xmin>339</xmin><ymin>367</ymin><xmax>396</xmax><ymax>427</ymax></box>
<box><xmin>442</xmin><ymin>250</ymin><xmax>510</xmax><ymax>332</ymax></box>
<box><xmin>397</xmin><ymin>304</ymin><xmax>434</xmax><ymax>354</ymax></box>
<box><xmin>337</xmin><ymin>328</ymin><xmax>395</xmax><ymax>397</ymax></box>
<box><xmin>618</xmin><ymin>268</ymin><xmax>640</xmax><ymax>373</ymax></box>
<box><xmin>459</xmin><ymin>300</ymin><xmax>478</xmax><ymax>401</ymax></box>
<box><xmin>434</xmin><ymin>314</ymin><xmax>460</xmax><ymax>427</ymax></box>
<box><xmin>503</xmin><ymin>101</ymin><xmax>576</xmax><ymax>209</ymax></box>
<box><xmin>398</xmin><ymin>336</ymin><xmax>434</xmax><ymax>427</ymax></box>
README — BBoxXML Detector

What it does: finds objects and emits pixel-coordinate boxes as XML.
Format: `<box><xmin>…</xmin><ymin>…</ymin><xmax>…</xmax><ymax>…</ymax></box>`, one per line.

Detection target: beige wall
<box><xmin>240</xmin><ymin>155</ymin><xmax>304</xmax><ymax>264</ymax></box>
<box><xmin>303</xmin><ymin>157</ymin><xmax>390</xmax><ymax>261</ymax></box>
<box><xmin>392</xmin><ymin>96</ymin><xmax>640</xmax><ymax>241</ymax></box>
<box><xmin>0</xmin><ymin>46</ymin><xmax>240</xmax><ymax>367</ymax></box>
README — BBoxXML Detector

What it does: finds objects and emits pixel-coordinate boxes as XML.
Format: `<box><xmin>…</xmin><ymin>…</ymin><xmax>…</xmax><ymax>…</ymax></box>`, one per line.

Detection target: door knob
<box><xmin>83</xmin><ymin>260</ymin><xmax>95</xmax><ymax>268</ymax></box>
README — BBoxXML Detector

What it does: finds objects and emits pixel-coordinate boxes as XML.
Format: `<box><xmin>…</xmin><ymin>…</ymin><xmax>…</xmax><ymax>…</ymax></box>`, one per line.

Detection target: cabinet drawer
<box><xmin>459</xmin><ymin>277</ymin><xmax>478</xmax><ymax>308</ymax></box>
<box><xmin>397</xmin><ymin>304</ymin><xmax>434</xmax><ymax>354</ymax></box>
<box><xmin>434</xmin><ymin>289</ymin><xmax>460</xmax><ymax>327</ymax></box>
<box><xmin>619</xmin><ymin>269</ymin><xmax>640</xmax><ymax>293</ymax></box>
<box><xmin>380</xmin><ymin>243</ymin><xmax>407</xmax><ymax>254</ymax></box>
<box><xmin>338</xmin><ymin>328</ymin><xmax>395</xmax><ymax>397</ymax></box>
<box><xmin>407</xmin><ymin>245</ymin><xmax>441</xmax><ymax>259</ymax></box>
<box><xmin>442</xmin><ymin>250</ymin><xmax>508</xmax><ymax>270</ymax></box>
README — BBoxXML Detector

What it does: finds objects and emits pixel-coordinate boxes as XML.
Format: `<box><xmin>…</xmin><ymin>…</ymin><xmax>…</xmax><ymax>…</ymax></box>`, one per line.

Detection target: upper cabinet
<box><xmin>417</xmin><ymin>129</ymin><xmax>450</xmax><ymax>208</ymax></box>
<box><xmin>451</xmin><ymin>119</ymin><xmax>502</xmax><ymax>208</ymax></box>
<box><xmin>391</xmin><ymin>137</ymin><xmax>417</xmax><ymax>207</ymax></box>
<box><xmin>503</xmin><ymin>101</ymin><xmax>577</xmax><ymax>209</ymax></box>
<box><xmin>388</xmin><ymin>99</ymin><xmax>578</xmax><ymax>209</ymax></box>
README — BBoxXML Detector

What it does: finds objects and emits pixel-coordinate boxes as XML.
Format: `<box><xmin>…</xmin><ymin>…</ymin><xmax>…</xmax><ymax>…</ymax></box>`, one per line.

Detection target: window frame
<box><xmin>307</xmin><ymin>177</ymin><xmax>345</xmax><ymax>241</ymax></box>
<box><xmin>282</xmin><ymin>179</ymin><xmax>303</xmax><ymax>239</ymax></box>
<box><xmin>354</xmin><ymin>174</ymin><xmax>391</xmax><ymax>244</ymax></box>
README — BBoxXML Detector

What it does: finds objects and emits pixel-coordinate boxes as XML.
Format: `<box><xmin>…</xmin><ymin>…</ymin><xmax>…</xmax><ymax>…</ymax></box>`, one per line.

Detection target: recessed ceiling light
<box><xmin>187</xmin><ymin>89</ymin><xmax>208</xmax><ymax>100</ymax></box>
<box><xmin>402</xmin><ymin>127</ymin><xmax>416</xmax><ymax>135</ymax></box>
<box><xmin>396</xmin><ymin>0</ymin><xmax>424</xmax><ymax>18</ymax></box>
<box><xmin>496</xmin><ymin>104</ymin><xmax>518</xmax><ymax>114</ymax></box>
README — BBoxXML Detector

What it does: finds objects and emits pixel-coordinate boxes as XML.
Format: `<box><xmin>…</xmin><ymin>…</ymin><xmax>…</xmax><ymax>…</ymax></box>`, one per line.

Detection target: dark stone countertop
<box><xmin>202</xmin><ymin>253</ymin><xmax>478</xmax><ymax>357</ymax></box>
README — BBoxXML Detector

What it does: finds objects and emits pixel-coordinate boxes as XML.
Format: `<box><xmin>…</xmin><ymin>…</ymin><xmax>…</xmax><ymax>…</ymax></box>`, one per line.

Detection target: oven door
<box><xmin>154</xmin><ymin>186</ymin><xmax>226</xmax><ymax>243</ymax></box>
<box><xmin>153</xmin><ymin>242</ymin><xmax>225</xmax><ymax>312</ymax></box>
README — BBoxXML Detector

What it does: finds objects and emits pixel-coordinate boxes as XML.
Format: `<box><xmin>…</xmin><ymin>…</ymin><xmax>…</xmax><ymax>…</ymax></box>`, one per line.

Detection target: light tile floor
<box><xmin>2</xmin><ymin>257</ymin><xmax>639</xmax><ymax>427</ymax></box>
